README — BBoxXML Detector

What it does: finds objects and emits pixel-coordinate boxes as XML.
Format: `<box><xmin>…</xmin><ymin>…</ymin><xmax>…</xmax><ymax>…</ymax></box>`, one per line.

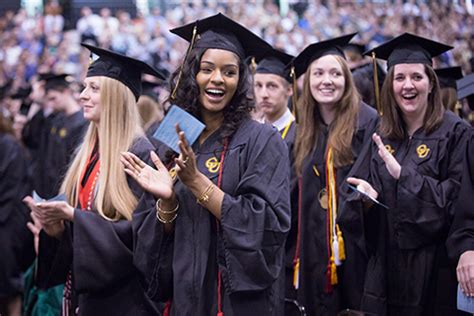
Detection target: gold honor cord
<box><xmin>290</xmin><ymin>66</ymin><xmax>298</xmax><ymax>123</ymax></box>
<box><xmin>372</xmin><ymin>52</ymin><xmax>382</xmax><ymax>116</ymax></box>
<box><xmin>171</xmin><ymin>25</ymin><xmax>198</xmax><ymax>100</ymax></box>
<box><xmin>326</xmin><ymin>148</ymin><xmax>345</xmax><ymax>288</ymax></box>
<box><xmin>281</xmin><ymin>118</ymin><xmax>293</xmax><ymax>140</ymax></box>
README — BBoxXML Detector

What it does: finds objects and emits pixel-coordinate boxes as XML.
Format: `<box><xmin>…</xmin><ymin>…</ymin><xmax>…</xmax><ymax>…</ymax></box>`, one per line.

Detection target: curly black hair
<box><xmin>166</xmin><ymin>47</ymin><xmax>254</xmax><ymax>141</ymax></box>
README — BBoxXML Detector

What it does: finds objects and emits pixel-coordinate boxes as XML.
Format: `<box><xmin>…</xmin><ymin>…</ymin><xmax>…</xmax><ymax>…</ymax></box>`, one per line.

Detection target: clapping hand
<box><xmin>372</xmin><ymin>133</ymin><xmax>401</xmax><ymax>179</ymax></box>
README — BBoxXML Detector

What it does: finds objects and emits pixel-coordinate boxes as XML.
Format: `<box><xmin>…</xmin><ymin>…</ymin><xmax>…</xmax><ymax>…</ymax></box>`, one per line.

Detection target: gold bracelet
<box><xmin>197</xmin><ymin>184</ymin><xmax>215</xmax><ymax>205</ymax></box>
<box><xmin>155</xmin><ymin>199</ymin><xmax>179</xmax><ymax>214</ymax></box>
<box><xmin>156</xmin><ymin>211</ymin><xmax>178</xmax><ymax>224</ymax></box>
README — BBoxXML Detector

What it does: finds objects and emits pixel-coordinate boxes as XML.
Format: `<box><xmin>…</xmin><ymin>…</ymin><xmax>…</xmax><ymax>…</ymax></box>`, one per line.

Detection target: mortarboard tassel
<box><xmin>171</xmin><ymin>25</ymin><xmax>198</xmax><ymax>100</ymax></box>
<box><xmin>372</xmin><ymin>52</ymin><xmax>382</xmax><ymax>116</ymax></box>
<box><xmin>330</xmin><ymin>256</ymin><xmax>338</xmax><ymax>285</ymax></box>
<box><xmin>337</xmin><ymin>225</ymin><xmax>346</xmax><ymax>261</ymax></box>
<box><xmin>290</xmin><ymin>66</ymin><xmax>298</xmax><ymax>123</ymax></box>
<box><xmin>293</xmin><ymin>258</ymin><xmax>300</xmax><ymax>289</ymax></box>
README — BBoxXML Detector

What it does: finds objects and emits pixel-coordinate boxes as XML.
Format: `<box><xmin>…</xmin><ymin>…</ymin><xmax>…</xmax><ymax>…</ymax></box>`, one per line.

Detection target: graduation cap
<box><xmin>170</xmin><ymin>13</ymin><xmax>272</xmax><ymax>61</ymax></box>
<box><xmin>10</xmin><ymin>86</ymin><xmax>32</xmax><ymax>100</ymax></box>
<box><xmin>81</xmin><ymin>43</ymin><xmax>166</xmax><ymax>101</ymax></box>
<box><xmin>141</xmin><ymin>80</ymin><xmax>160</xmax><ymax>100</ymax></box>
<box><xmin>43</xmin><ymin>73</ymin><xmax>74</xmax><ymax>92</ymax></box>
<box><xmin>255</xmin><ymin>48</ymin><xmax>294</xmax><ymax>83</ymax></box>
<box><xmin>291</xmin><ymin>33</ymin><xmax>358</xmax><ymax>79</ymax></box>
<box><xmin>169</xmin><ymin>13</ymin><xmax>272</xmax><ymax>99</ymax></box>
<box><xmin>364</xmin><ymin>33</ymin><xmax>453</xmax><ymax>69</ymax></box>
<box><xmin>344</xmin><ymin>43</ymin><xmax>366</xmax><ymax>56</ymax></box>
<box><xmin>456</xmin><ymin>73</ymin><xmax>474</xmax><ymax>100</ymax></box>
<box><xmin>435</xmin><ymin>66</ymin><xmax>463</xmax><ymax>89</ymax></box>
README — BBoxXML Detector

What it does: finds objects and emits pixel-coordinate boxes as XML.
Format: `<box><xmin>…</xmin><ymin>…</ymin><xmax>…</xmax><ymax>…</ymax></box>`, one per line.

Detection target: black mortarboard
<box><xmin>170</xmin><ymin>13</ymin><xmax>272</xmax><ymax>60</ymax></box>
<box><xmin>291</xmin><ymin>33</ymin><xmax>357</xmax><ymax>78</ymax></box>
<box><xmin>81</xmin><ymin>43</ymin><xmax>166</xmax><ymax>101</ymax></box>
<box><xmin>364</xmin><ymin>33</ymin><xmax>453</xmax><ymax>69</ymax></box>
<box><xmin>344</xmin><ymin>43</ymin><xmax>366</xmax><ymax>56</ymax></box>
<box><xmin>435</xmin><ymin>66</ymin><xmax>463</xmax><ymax>89</ymax></box>
<box><xmin>10</xmin><ymin>86</ymin><xmax>32</xmax><ymax>100</ymax></box>
<box><xmin>141</xmin><ymin>80</ymin><xmax>160</xmax><ymax>100</ymax></box>
<box><xmin>456</xmin><ymin>73</ymin><xmax>474</xmax><ymax>100</ymax></box>
<box><xmin>255</xmin><ymin>48</ymin><xmax>294</xmax><ymax>82</ymax></box>
<box><xmin>43</xmin><ymin>73</ymin><xmax>73</xmax><ymax>92</ymax></box>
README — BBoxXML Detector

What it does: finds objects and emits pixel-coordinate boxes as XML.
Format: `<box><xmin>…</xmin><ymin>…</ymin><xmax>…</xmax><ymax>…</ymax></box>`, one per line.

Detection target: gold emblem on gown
<box><xmin>416</xmin><ymin>144</ymin><xmax>430</xmax><ymax>158</ymax></box>
<box><xmin>318</xmin><ymin>188</ymin><xmax>328</xmax><ymax>210</ymax></box>
<box><xmin>385</xmin><ymin>144</ymin><xmax>395</xmax><ymax>155</ymax></box>
<box><xmin>59</xmin><ymin>128</ymin><xmax>67</xmax><ymax>138</ymax></box>
<box><xmin>205</xmin><ymin>157</ymin><xmax>220</xmax><ymax>173</ymax></box>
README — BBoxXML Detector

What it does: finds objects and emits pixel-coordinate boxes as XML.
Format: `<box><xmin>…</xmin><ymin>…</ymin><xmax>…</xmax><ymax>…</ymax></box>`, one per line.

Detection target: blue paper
<box><xmin>457</xmin><ymin>284</ymin><xmax>474</xmax><ymax>313</ymax></box>
<box><xmin>32</xmin><ymin>191</ymin><xmax>67</xmax><ymax>203</ymax></box>
<box><xmin>153</xmin><ymin>105</ymin><xmax>206</xmax><ymax>153</ymax></box>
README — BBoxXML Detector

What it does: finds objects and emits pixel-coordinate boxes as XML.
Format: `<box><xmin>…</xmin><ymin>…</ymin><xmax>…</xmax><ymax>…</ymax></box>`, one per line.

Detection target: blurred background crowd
<box><xmin>0</xmin><ymin>0</ymin><xmax>473</xmax><ymax>97</ymax></box>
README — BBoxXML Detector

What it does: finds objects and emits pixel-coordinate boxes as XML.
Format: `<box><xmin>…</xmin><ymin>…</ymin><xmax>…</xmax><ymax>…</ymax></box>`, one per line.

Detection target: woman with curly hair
<box><xmin>285</xmin><ymin>34</ymin><xmax>379</xmax><ymax>315</ymax></box>
<box><xmin>122</xmin><ymin>13</ymin><xmax>291</xmax><ymax>316</ymax></box>
<box><xmin>23</xmin><ymin>44</ymin><xmax>165</xmax><ymax>315</ymax></box>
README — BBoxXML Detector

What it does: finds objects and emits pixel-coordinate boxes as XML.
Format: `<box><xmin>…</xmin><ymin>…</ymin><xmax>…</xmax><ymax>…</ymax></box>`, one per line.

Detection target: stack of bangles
<box><xmin>155</xmin><ymin>199</ymin><xmax>179</xmax><ymax>224</ymax></box>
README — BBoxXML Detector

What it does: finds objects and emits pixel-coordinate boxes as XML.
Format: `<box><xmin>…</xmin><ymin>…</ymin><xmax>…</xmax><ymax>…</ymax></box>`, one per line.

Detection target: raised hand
<box><xmin>372</xmin><ymin>133</ymin><xmax>401</xmax><ymax>179</ymax></box>
<box><xmin>175</xmin><ymin>124</ymin><xmax>200</xmax><ymax>186</ymax></box>
<box><xmin>121</xmin><ymin>151</ymin><xmax>174</xmax><ymax>200</ymax></box>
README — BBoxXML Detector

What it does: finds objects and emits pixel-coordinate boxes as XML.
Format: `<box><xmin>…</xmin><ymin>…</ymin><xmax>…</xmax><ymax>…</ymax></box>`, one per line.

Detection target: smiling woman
<box><xmin>127</xmin><ymin>13</ymin><xmax>292</xmax><ymax>316</ymax></box>
<box><xmin>23</xmin><ymin>44</ymin><xmax>165</xmax><ymax>315</ymax></box>
<box><xmin>285</xmin><ymin>33</ymin><xmax>379</xmax><ymax>315</ymax></box>
<box><xmin>345</xmin><ymin>33</ymin><xmax>471</xmax><ymax>315</ymax></box>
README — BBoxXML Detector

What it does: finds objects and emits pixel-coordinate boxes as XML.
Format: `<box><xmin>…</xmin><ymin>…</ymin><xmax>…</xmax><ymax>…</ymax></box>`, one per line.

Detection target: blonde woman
<box><xmin>23</xmin><ymin>44</ymin><xmax>164</xmax><ymax>316</ymax></box>
<box><xmin>286</xmin><ymin>34</ymin><xmax>379</xmax><ymax>315</ymax></box>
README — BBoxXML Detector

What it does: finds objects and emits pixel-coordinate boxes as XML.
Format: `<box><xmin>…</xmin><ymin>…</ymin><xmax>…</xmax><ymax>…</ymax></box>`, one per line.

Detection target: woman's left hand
<box><xmin>457</xmin><ymin>250</ymin><xmax>474</xmax><ymax>297</ymax></box>
<box><xmin>175</xmin><ymin>124</ymin><xmax>200</xmax><ymax>186</ymax></box>
<box><xmin>35</xmin><ymin>201</ymin><xmax>75</xmax><ymax>224</ymax></box>
<box><xmin>372</xmin><ymin>133</ymin><xmax>401</xmax><ymax>179</ymax></box>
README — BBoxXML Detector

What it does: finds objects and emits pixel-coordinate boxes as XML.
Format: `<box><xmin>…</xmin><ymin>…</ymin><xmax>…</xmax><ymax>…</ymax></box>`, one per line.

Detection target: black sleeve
<box><xmin>219</xmin><ymin>128</ymin><xmax>291</xmax><ymax>292</ymax></box>
<box><xmin>446</xmin><ymin>131</ymin><xmax>474</xmax><ymax>262</ymax></box>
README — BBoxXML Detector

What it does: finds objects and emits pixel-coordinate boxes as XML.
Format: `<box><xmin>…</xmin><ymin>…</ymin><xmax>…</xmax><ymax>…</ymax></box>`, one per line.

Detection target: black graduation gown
<box><xmin>46</xmin><ymin>110</ymin><xmax>88</xmax><ymax>197</ymax></box>
<box><xmin>0</xmin><ymin>133</ymin><xmax>35</xmax><ymax>296</ymax></box>
<box><xmin>36</xmin><ymin>136</ymin><xmax>159</xmax><ymax>316</ymax></box>
<box><xmin>446</xmin><ymin>130</ymin><xmax>474</xmax><ymax>263</ymax></box>
<box><xmin>286</xmin><ymin>103</ymin><xmax>378</xmax><ymax>315</ymax></box>
<box><xmin>345</xmin><ymin>111</ymin><xmax>470</xmax><ymax>316</ymax></box>
<box><xmin>139</xmin><ymin>119</ymin><xmax>291</xmax><ymax>316</ymax></box>
<box><xmin>22</xmin><ymin>110</ymin><xmax>64</xmax><ymax>198</ymax></box>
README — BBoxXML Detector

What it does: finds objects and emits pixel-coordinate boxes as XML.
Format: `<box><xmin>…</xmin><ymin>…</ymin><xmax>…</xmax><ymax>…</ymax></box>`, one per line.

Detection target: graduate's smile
<box><xmin>309</xmin><ymin>55</ymin><xmax>345</xmax><ymax>108</ymax></box>
<box><xmin>393</xmin><ymin>63</ymin><xmax>431</xmax><ymax>117</ymax></box>
<box><xmin>197</xmin><ymin>49</ymin><xmax>239</xmax><ymax>114</ymax></box>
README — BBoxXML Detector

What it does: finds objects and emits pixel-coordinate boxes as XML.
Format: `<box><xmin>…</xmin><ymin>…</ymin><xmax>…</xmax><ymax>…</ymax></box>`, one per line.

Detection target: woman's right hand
<box><xmin>346</xmin><ymin>177</ymin><xmax>379</xmax><ymax>200</ymax></box>
<box><xmin>121</xmin><ymin>151</ymin><xmax>174</xmax><ymax>200</ymax></box>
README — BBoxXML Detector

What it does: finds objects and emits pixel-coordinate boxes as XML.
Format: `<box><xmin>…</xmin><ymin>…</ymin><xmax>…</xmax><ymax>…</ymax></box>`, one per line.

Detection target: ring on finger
<box><xmin>183</xmin><ymin>157</ymin><xmax>189</xmax><ymax>165</ymax></box>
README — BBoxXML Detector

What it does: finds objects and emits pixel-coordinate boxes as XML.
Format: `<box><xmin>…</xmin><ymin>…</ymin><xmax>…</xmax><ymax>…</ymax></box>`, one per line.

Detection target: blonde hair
<box><xmin>294</xmin><ymin>55</ymin><xmax>360</xmax><ymax>176</ymax></box>
<box><xmin>137</xmin><ymin>95</ymin><xmax>164</xmax><ymax>130</ymax></box>
<box><xmin>61</xmin><ymin>77</ymin><xmax>143</xmax><ymax>221</ymax></box>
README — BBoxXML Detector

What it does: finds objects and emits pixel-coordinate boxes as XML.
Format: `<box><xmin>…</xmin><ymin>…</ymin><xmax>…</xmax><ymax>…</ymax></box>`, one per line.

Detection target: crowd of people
<box><xmin>1</xmin><ymin>1</ymin><xmax>474</xmax><ymax>316</ymax></box>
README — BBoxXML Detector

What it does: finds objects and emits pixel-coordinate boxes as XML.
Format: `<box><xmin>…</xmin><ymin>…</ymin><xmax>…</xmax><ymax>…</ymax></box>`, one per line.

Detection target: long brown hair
<box><xmin>379</xmin><ymin>65</ymin><xmax>444</xmax><ymax>139</ymax></box>
<box><xmin>294</xmin><ymin>55</ymin><xmax>360</xmax><ymax>176</ymax></box>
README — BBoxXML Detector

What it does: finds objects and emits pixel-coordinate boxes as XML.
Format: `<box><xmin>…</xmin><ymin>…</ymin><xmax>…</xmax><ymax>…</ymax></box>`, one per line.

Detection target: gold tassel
<box><xmin>330</xmin><ymin>257</ymin><xmax>338</xmax><ymax>285</ymax></box>
<box><xmin>290</xmin><ymin>66</ymin><xmax>298</xmax><ymax>123</ymax></box>
<box><xmin>337</xmin><ymin>225</ymin><xmax>346</xmax><ymax>261</ymax></box>
<box><xmin>371</xmin><ymin>52</ymin><xmax>382</xmax><ymax>116</ymax></box>
<box><xmin>171</xmin><ymin>25</ymin><xmax>198</xmax><ymax>100</ymax></box>
<box><xmin>293</xmin><ymin>258</ymin><xmax>300</xmax><ymax>289</ymax></box>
